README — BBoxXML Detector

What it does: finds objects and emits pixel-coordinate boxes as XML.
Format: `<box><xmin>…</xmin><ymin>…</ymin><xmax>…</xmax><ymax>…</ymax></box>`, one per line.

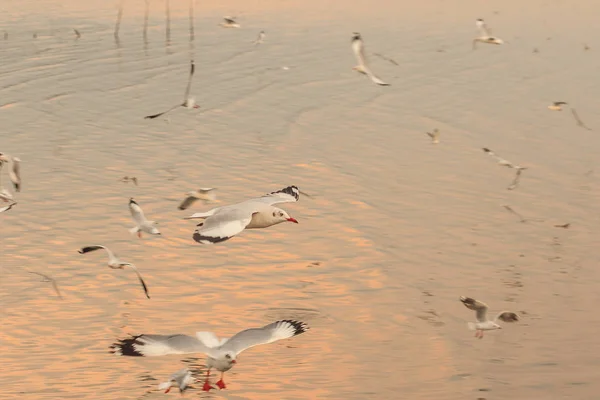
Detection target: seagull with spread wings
<box><xmin>145</xmin><ymin>60</ymin><xmax>200</xmax><ymax>119</ymax></box>
<box><xmin>129</xmin><ymin>198</ymin><xmax>161</xmax><ymax>238</ymax></box>
<box><xmin>351</xmin><ymin>32</ymin><xmax>390</xmax><ymax>86</ymax></box>
<box><xmin>111</xmin><ymin>320</ymin><xmax>309</xmax><ymax>391</ymax></box>
<box><xmin>460</xmin><ymin>296</ymin><xmax>519</xmax><ymax>338</ymax></box>
<box><xmin>473</xmin><ymin>19</ymin><xmax>504</xmax><ymax>49</ymax></box>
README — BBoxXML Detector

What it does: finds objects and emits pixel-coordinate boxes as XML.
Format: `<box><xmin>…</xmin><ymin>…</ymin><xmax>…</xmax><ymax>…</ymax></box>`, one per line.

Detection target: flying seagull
<box><xmin>482</xmin><ymin>148</ymin><xmax>526</xmax><ymax>189</ymax></box>
<box><xmin>78</xmin><ymin>245</ymin><xmax>150</xmax><ymax>298</ymax></box>
<box><xmin>253</xmin><ymin>30</ymin><xmax>265</xmax><ymax>45</ymax></box>
<box><xmin>119</xmin><ymin>176</ymin><xmax>138</xmax><ymax>185</ymax></box>
<box><xmin>548</xmin><ymin>101</ymin><xmax>568</xmax><ymax>111</ymax></box>
<box><xmin>129</xmin><ymin>198</ymin><xmax>161</xmax><ymax>238</ymax></box>
<box><xmin>0</xmin><ymin>201</ymin><xmax>16</xmax><ymax>213</ymax></box>
<box><xmin>111</xmin><ymin>320</ymin><xmax>309</xmax><ymax>391</ymax></box>
<box><xmin>185</xmin><ymin>186</ymin><xmax>300</xmax><ymax>244</ymax></box>
<box><xmin>145</xmin><ymin>60</ymin><xmax>200</xmax><ymax>119</ymax></box>
<box><xmin>460</xmin><ymin>296</ymin><xmax>519</xmax><ymax>338</ymax></box>
<box><xmin>28</xmin><ymin>271</ymin><xmax>63</xmax><ymax>299</ymax></box>
<box><xmin>158</xmin><ymin>368</ymin><xmax>195</xmax><ymax>394</ymax></box>
<box><xmin>351</xmin><ymin>32</ymin><xmax>390</xmax><ymax>86</ymax></box>
<box><xmin>426</xmin><ymin>129</ymin><xmax>440</xmax><ymax>144</ymax></box>
<box><xmin>220</xmin><ymin>16</ymin><xmax>240</xmax><ymax>28</ymax></box>
<box><xmin>178</xmin><ymin>188</ymin><xmax>217</xmax><ymax>210</ymax></box>
<box><xmin>473</xmin><ymin>19</ymin><xmax>504</xmax><ymax>49</ymax></box>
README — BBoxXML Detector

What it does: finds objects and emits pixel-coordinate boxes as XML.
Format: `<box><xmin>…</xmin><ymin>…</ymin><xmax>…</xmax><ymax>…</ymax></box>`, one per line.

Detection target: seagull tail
<box><xmin>129</xmin><ymin>226</ymin><xmax>140</xmax><ymax>235</ymax></box>
<box><xmin>467</xmin><ymin>322</ymin><xmax>477</xmax><ymax>331</ymax></box>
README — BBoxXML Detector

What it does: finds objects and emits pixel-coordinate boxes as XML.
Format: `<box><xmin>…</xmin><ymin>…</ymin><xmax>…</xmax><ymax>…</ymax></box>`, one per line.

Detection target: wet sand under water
<box><xmin>2</xmin><ymin>0</ymin><xmax>600</xmax><ymax>399</ymax></box>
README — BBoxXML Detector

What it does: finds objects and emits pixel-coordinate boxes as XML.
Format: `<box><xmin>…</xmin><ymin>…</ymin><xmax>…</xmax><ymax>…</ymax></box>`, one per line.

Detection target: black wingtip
<box><xmin>482</xmin><ymin>148</ymin><xmax>491</xmax><ymax>153</ymax></box>
<box><xmin>269</xmin><ymin>185</ymin><xmax>300</xmax><ymax>201</ymax></box>
<box><xmin>110</xmin><ymin>335</ymin><xmax>145</xmax><ymax>357</ymax></box>
<box><xmin>192</xmin><ymin>228</ymin><xmax>229</xmax><ymax>244</ymax></box>
<box><xmin>281</xmin><ymin>319</ymin><xmax>309</xmax><ymax>336</ymax></box>
<box><xmin>129</xmin><ymin>198</ymin><xmax>138</xmax><ymax>205</ymax></box>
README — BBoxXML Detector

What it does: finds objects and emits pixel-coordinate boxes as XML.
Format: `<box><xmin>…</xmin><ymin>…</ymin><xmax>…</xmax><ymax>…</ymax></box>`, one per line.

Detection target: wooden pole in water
<box><xmin>189</xmin><ymin>0</ymin><xmax>195</xmax><ymax>41</ymax></box>
<box><xmin>143</xmin><ymin>0</ymin><xmax>149</xmax><ymax>43</ymax></box>
<box><xmin>114</xmin><ymin>0</ymin><xmax>124</xmax><ymax>39</ymax></box>
<box><xmin>165</xmin><ymin>0</ymin><xmax>171</xmax><ymax>43</ymax></box>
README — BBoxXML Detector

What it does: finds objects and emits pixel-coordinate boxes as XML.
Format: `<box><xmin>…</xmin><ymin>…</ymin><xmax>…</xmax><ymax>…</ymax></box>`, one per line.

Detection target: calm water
<box><xmin>2</xmin><ymin>0</ymin><xmax>600</xmax><ymax>399</ymax></box>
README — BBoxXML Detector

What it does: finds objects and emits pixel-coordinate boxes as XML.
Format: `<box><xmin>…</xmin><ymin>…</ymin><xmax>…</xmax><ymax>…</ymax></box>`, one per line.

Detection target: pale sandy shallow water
<box><xmin>2</xmin><ymin>0</ymin><xmax>600</xmax><ymax>399</ymax></box>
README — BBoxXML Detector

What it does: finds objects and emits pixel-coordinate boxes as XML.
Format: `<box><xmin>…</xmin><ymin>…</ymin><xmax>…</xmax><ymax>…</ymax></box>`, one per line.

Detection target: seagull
<box><xmin>178</xmin><ymin>188</ymin><xmax>217</xmax><ymax>210</ymax></box>
<box><xmin>9</xmin><ymin>156</ymin><xmax>21</xmax><ymax>192</ymax></box>
<box><xmin>253</xmin><ymin>30</ymin><xmax>265</xmax><ymax>45</ymax></box>
<box><xmin>473</xmin><ymin>19</ymin><xmax>504</xmax><ymax>49</ymax></box>
<box><xmin>78</xmin><ymin>245</ymin><xmax>150</xmax><ymax>299</ymax></box>
<box><xmin>28</xmin><ymin>271</ymin><xmax>63</xmax><ymax>299</ymax></box>
<box><xmin>460</xmin><ymin>296</ymin><xmax>519</xmax><ymax>338</ymax></box>
<box><xmin>110</xmin><ymin>320</ymin><xmax>309</xmax><ymax>391</ymax></box>
<box><xmin>220</xmin><ymin>16</ymin><xmax>240</xmax><ymax>28</ymax></box>
<box><xmin>158</xmin><ymin>368</ymin><xmax>195</xmax><ymax>394</ymax></box>
<box><xmin>351</xmin><ymin>32</ymin><xmax>390</xmax><ymax>86</ymax></box>
<box><xmin>74</xmin><ymin>28</ymin><xmax>81</xmax><ymax>39</ymax></box>
<box><xmin>145</xmin><ymin>60</ymin><xmax>200</xmax><ymax>119</ymax></box>
<box><xmin>548</xmin><ymin>101</ymin><xmax>568</xmax><ymax>111</ymax></box>
<box><xmin>129</xmin><ymin>198</ymin><xmax>161</xmax><ymax>238</ymax></box>
<box><xmin>426</xmin><ymin>129</ymin><xmax>440</xmax><ymax>144</ymax></box>
<box><xmin>119</xmin><ymin>176</ymin><xmax>138</xmax><ymax>185</ymax></box>
<box><xmin>185</xmin><ymin>185</ymin><xmax>300</xmax><ymax>244</ymax></box>
<box><xmin>482</xmin><ymin>148</ymin><xmax>525</xmax><ymax>170</ymax></box>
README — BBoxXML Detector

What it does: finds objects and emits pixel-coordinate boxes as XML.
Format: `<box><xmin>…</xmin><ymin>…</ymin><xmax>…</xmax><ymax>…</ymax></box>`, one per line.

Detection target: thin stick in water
<box><xmin>114</xmin><ymin>0</ymin><xmax>124</xmax><ymax>39</ymax></box>
<box><xmin>143</xmin><ymin>0</ymin><xmax>149</xmax><ymax>44</ymax></box>
<box><xmin>189</xmin><ymin>0</ymin><xmax>195</xmax><ymax>41</ymax></box>
<box><xmin>165</xmin><ymin>0</ymin><xmax>171</xmax><ymax>43</ymax></box>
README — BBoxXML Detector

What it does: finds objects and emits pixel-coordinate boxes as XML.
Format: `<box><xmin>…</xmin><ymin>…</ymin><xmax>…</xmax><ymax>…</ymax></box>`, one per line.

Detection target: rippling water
<box><xmin>2</xmin><ymin>0</ymin><xmax>600</xmax><ymax>399</ymax></box>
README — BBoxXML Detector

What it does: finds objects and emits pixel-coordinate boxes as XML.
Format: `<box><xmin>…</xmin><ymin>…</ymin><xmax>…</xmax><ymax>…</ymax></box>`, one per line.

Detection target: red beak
<box><xmin>231</xmin><ymin>360</ymin><xmax>237</xmax><ymax>364</ymax></box>
<box><xmin>287</xmin><ymin>217</ymin><xmax>298</xmax><ymax>224</ymax></box>
<box><xmin>194</xmin><ymin>105</ymin><xmax>200</xmax><ymax>109</ymax></box>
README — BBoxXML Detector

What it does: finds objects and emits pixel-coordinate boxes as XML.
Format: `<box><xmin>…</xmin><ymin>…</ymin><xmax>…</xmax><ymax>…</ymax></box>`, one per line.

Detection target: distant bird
<box><xmin>554</xmin><ymin>223</ymin><xmax>571</xmax><ymax>229</ymax></box>
<box><xmin>145</xmin><ymin>60</ymin><xmax>200</xmax><ymax>119</ymax></box>
<box><xmin>507</xmin><ymin>167</ymin><xmax>525</xmax><ymax>190</ymax></box>
<box><xmin>128</xmin><ymin>198</ymin><xmax>161</xmax><ymax>238</ymax></box>
<box><xmin>78</xmin><ymin>245</ymin><xmax>150</xmax><ymax>298</ymax></box>
<box><xmin>482</xmin><ymin>148</ymin><xmax>525</xmax><ymax>170</ymax></box>
<box><xmin>460</xmin><ymin>296</ymin><xmax>519</xmax><ymax>338</ymax></box>
<box><xmin>74</xmin><ymin>28</ymin><xmax>81</xmax><ymax>39</ymax></box>
<box><xmin>351</xmin><ymin>32</ymin><xmax>390</xmax><ymax>86</ymax></box>
<box><xmin>111</xmin><ymin>320</ymin><xmax>309</xmax><ymax>391</ymax></box>
<box><xmin>178</xmin><ymin>188</ymin><xmax>217</xmax><ymax>210</ymax></box>
<box><xmin>571</xmin><ymin>108</ymin><xmax>592</xmax><ymax>130</ymax></box>
<box><xmin>426</xmin><ymin>129</ymin><xmax>440</xmax><ymax>144</ymax></box>
<box><xmin>548</xmin><ymin>101</ymin><xmax>568</xmax><ymax>111</ymax></box>
<box><xmin>28</xmin><ymin>271</ymin><xmax>63</xmax><ymax>299</ymax></box>
<box><xmin>119</xmin><ymin>176</ymin><xmax>138</xmax><ymax>185</ymax></box>
<box><xmin>253</xmin><ymin>30</ymin><xmax>265</xmax><ymax>45</ymax></box>
<box><xmin>185</xmin><ymin>186</ymin><xmax>300</xmax><ymax>244</ymax></box>
<box><xmin>220</xmin><ymin>16</ymin><xmax>240</xmax><ymax>28</ymax></box>
<box><xmin>158</xmin><ymin>368</ymin><xmax>194</xmax><ymax>394</ymax></box>
<box><xmin>473</xmin><ymin>19</ymin><xmax>504</xmax><ymax>49</ymax></box>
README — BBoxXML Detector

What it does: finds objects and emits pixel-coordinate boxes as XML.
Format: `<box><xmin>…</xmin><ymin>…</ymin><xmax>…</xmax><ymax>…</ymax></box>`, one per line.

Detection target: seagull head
<box><xmin>271</xmin><ymin>208</ymin><xmax>298</xmax><ymax>224</ymax></box>
<box><xmin>351</xmin><ymin>32</ymin><xmax>361</xmax><ymax>41</ymax></box>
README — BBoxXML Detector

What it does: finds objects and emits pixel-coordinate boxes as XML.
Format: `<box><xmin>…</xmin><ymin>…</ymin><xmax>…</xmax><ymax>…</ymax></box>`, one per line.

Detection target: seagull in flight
<box><xmin>145</xmin><ymin>60</ymin><xmax>200</xmax><ymax>119</ymax></box>
<box><xmin>129</xmin><ymin>198</ymin><xmax>161</xmax><ymax>238</ymax></box>
<box><xmin>78</xmin><ymin>245</ymin><xmax>150</xmax><ymax>298</ymax></box>
<box><xmin>178</xmin><ymin>188</ymin><xmax>217</xmax><ymax>210</ymax></box>
<box><xmin>220</xmin><ymin>16</ymin><xmax>240</xmax><ymax>28</ymax></box>
<box><xmin>473</xmin><ymin>19</ymin><xmax>504</xmax><ymax>49</ymax></box>
<box><xmin>426</xmin><ymin>129</ymin><xmax>440</xmax><ymax>144</ymax></box>
<box><xmin>253</xmin><ymin>30</ymin><xmax>265</xmax><ymax>45</ymax></box>
<box><xmin>351</xmin><ymin>32</ymin><xmax>390</xmax><ymax>86</ymax></box>
<box><xmin>548</xmin><ymin>101</ymin><xmax>568</xmax><ymax>111</ymax></box>
<box><xmin>460</xmin><ymin>296</ymin><xmax>519</xmax><ymax>338</ymax></box>
<box><xmin>111</xmin><ymin>320</ymin><xmax>309</xmax><ymax>391</ymax></box>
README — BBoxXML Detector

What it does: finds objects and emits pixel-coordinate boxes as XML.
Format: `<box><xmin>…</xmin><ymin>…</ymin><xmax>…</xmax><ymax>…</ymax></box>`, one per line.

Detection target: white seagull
<box><xmin>78</xmin><ymin>245</ymin><xmax>150</xmax><ymax>298</ymax></box>
<box><xmin>145</xmin><ymin>60</ymin><xmax>200</xmax><ymax>119</ymax></box>
<box><xmin>351</xmin><ymin>32</ymin><xmax>390</xmax><ymax>86</ymax></box>
<box><xmin>129</xmin><ymin>198</ymin><xmax>161</xmax><ymax>238</ymax></box>
<box><xmin>253</xmin><ymin>30</ymin><xmax>265</xmax><ymax>45</ymax></box>
<box><xmin>460</xmin><ymin>296</ymin><xmax>519</xmax><ymax>338</ymax></box>
<box><xmin>548</xmin><ymin>101</ymin><xmax>568</xmax><ymax>111</ymax></box>
<box><xmin>158</xmin><ymin>368</ymin><xmax>195</xmax><ymax>394</ymax></box>
<box><xmin>178</xmin><ymin>188</ymin><xmax>217</xmax><ymax>210</ymax></box>
<box><xmin>220</xmin><ymin>16</ymin><xmax>240</xmax><ymax>28</ymax></box>
<box><xmin>111</xmin><ymin>320</ymin><xmax>309</xmax><ymax>391</ymax></box>
<box><xmin>473</xmin><ymin>19</ymin><xmax>504</xmax><ymax>49</ymax></box>
<box><xmin>185</xmin><ymin>185</ymin><xmax>300</xmax><ymax>244</ymax></box>
<box><xmin>9</xmin><ymin>155</ymin><xmax>21</xmax><ymax>192</ymax></box>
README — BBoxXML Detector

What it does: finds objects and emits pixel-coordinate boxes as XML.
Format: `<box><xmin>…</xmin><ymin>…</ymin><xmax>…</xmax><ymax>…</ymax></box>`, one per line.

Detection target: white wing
<box><xmin>178</xmin><ymin>196</ymin><xmax>198</xmax><ymax>210</ymax></box>
<box><xmin>111</xmin><ymin>333</ymin><xmax>210</xmax><ymax>357</ymax></box>
<box><xmin>185</xmin><ymin>208</ymin><xmax>219</xmax><ymax>220</ymax></box>
<box><xmin>220</xmin><ymin>320</ymin><xmax>309</xmax><ymax>356</ymax></box>
<box><xmin>460</xmin><ymin>296</ymin><xmax>489</xmax><ymax>322</ymax></box>
<box><xmin>9</xmin><ymin>156</ymin><xmax>21</xmax><ymax>192</ymax></box>
<box><xmin>192</xmin><ymin>207</ymin><xmax>253</xmax><ymax>244</ymax></box>
<box><xmin>352</xmin><ymin>39</ymin><xmax>390</xmax><ymax>86</ymax></box>
<box><xmin>0</xmin><ymin>202</ymin><xmax>16</xmax><ymax>213</ymax></box>
<box><xmin>476</xmin><ymin>19</ymin><xmax>492</xmax><ymax>36</ymax></box>
<box><xmin>129</xmin><ymin>198</ymin><xmax>148</xmax><ymax>225</ymax></box>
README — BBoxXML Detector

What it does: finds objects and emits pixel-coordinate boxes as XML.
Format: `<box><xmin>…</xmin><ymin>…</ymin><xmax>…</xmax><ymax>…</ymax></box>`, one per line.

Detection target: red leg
<box><xmin>164</xmin><ymin>386</ymin><xmax>171</xmax><ymax>393</ymax></box>
<box><xmin>216</xmin><ymin>372</ymin><xmax>226</xmax><ymax>390</ymax></box>
<box><xmin>202</xmin><ymin>368</ymin><xmax>213</xmax><ymax>392</ymax></box>
<box><xmin>137</xmin><ymin>231</ymin><xmax>142</xmax><ymax>238</ymax></box>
